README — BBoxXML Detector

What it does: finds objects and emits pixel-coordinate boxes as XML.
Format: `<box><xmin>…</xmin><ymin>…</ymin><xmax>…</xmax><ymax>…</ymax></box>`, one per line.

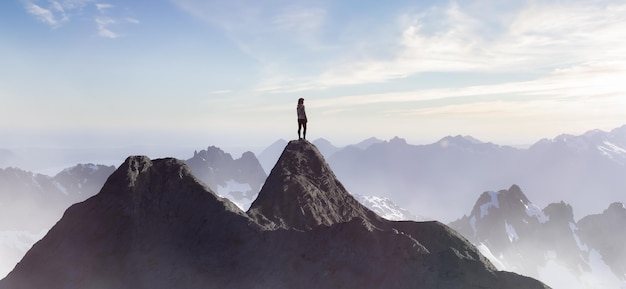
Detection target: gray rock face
<box><xmin>0</xmin><ymin>141</ymin><xmax>549</xmax><ymax>289</ymax></box>
<box><xmin>248</xmin><ymin>139</ymin><xmax>383</xmax><ymax>230</ymax></box>
<box><xmin>577</xmin><ymin>202</ymin><xmax>626</xmax><ymax>279</ymax></box>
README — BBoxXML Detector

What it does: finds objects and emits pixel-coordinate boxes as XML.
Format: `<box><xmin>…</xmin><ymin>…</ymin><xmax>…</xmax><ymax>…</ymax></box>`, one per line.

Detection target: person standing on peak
<box><xmin>297</xmin><ymin>98</ymin><xmax>307</xmax><ymax>140</ymax></box>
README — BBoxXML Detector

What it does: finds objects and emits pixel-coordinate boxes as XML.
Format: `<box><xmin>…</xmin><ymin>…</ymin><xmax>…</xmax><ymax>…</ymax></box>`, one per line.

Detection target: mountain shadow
<box><xmin>0</xmin><ymin>140</ymin><xmax>549</xmax><ymax>289</ymax></box>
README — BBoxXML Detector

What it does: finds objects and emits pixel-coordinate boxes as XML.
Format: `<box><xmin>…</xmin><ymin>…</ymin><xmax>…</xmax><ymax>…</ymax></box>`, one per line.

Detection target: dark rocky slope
<box><xmin>0</xmin><ymin>140</ymin><xmax>549</xmax><ymax>289</ymax></box>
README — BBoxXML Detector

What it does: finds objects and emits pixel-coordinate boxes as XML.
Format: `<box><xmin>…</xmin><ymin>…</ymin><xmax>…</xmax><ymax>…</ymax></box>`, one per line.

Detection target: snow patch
<box><xmin>480</xmin><ymin>191</ymin><xmax>499</xmax><ymax>218</ymax></box>
<box><xmin>524</xmin><ymin>201</ymin><xmax>549</xmax><ymax>223</ymax></box>
<box><xmin>505</xmin><ymin>221</ymin><xmax>519</xmax><ymax>242</ymax></box>
<box><xmin>53</xmin><ymin>181</ymin><xmax>69</xmax><ymax>196</ymax></box>
<box><xmin>361</xmin><ymin>195</ymin><xmax>405</xmax><ymax>220</ymax></box>
<box><xmin>598</xmin><ymin>141</ymin><xmax>626</xmax><ymax>162</ymax></box>
<box><xmin>569</xmin><ymin>222</ymin><xmax>588</xmax><ymax>252</ymax></box>
<box><xmin>217</xmin><ymin>180</ymin><xmax>253</xmax><ymax>210</ymax></box>
<box><xmin>353</xmin><ymin>194</ymin><xmax>422</xmax><ymax>221</ymax></box>
<box><xmin>579</xmin><ymin>249</ymin><xmax>625</xmax><ymax>289</ymax></box>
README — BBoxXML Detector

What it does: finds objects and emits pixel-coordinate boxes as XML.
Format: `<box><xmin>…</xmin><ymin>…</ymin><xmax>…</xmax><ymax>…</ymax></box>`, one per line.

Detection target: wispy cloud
<box><xmin>176</xmin><ymin>0</ymin><xmax>626</xmax><ymax>95</ymax></box>
<box><xmin>94</xmin><ymin>3</ymin><xmax>139</xmax><ymax>39</ymax></box>
<box><xmin>22</xmin><ymin>0</ymin><xmax>138</xmax><ymax>38</ymax></box>
<box><xmin>24</xmin><ymin>1</ymin><xmax>67</xmax><ymax>27</ymax></box>
<box><xmin>314</xmin><ymin>1</ymin><xmax>626</xmax><ymax>88</ymax></box>
<box><xmin>95</xmin><ymin>3</ymin><xmax>112</xmax><ymax>13</ymax></box>
<box><xmin>95</xmin><ymin>17</ymin><xmax>117</xmax><ymax>38</ymax></box>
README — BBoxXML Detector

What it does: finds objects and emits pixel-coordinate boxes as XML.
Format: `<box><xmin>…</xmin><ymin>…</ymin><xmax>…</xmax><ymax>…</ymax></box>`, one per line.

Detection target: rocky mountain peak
<box><xmin>389</xmin><ymin>136</ymin><xmax>408</xmax><ymax>145</ymax></box>
<box><xmin>606</xmin><ymin>201</ymin><xmax>626</xmax><ymax>215</ymax></box>
<box><xmin>469</xmin><ymin>185</ymin><xmax>533</xmax><ymax>220</ymax></box>
<box><xmin>100</xmin><ymin>156</ymin><xmax>244</xmax><ymax>215</ymax></box>
<box><xmin>1</xmin><ymin>152</ymin><xmax>550</xmax><ymax>289</ymax></box>
<box><xmin>542</xmin><ymin>201</ymin><xmax>574</xmax><ymax>224</ymax></box>
<box><xmin>247</xmin><ymin>139</ymin><xmax>383</xmax><ymax>231</ymax></box>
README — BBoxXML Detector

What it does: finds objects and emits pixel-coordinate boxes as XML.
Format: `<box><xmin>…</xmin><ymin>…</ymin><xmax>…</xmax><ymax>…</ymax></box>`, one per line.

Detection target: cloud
<box><xmin>179</xmin><ymin>0</ymin><xmax>626</xmax><ymax>94</ymax></box>
<box><xmin>95</xmin><ymin>17</ymin><xmax>118</xmax><ymax>38</ymax></box>
<box><xmin>22</xmin><ymin>0</ymin><xmax>93</xmax><ymax>26</ymax></box>
<box><xmin>95</xmin><ymin>3</ymin><xmax>113</xmax><ymax>13</ymax></box>
<box><xmin>24</xmin><ymin>1</ymin><xmax>65</xmax><ymax>26</ymax></box>
<box><xmin>22</xmin><ymin>0</ymin><xmax>138</xmax><ymax>38</ymax></box>
<box><xmin>312</xmin><ymin>1</ymin><xmax>626</xmax><ymax>89</ymax></box>
<box><xmin>93</xmin><ymin>3</ymin><xmax>139</xmax><ymax>39</ymax></box>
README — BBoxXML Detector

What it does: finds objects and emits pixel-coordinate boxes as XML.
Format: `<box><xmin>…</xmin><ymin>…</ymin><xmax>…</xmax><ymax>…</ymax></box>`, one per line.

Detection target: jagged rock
<box><xmin>0</xmin><ymin>141</ymin><xmax>549</xmax><ymax>289</ymax></box>
<box><xmin>578</xmin><ymin>202</ymin><xmax>626</xmax><ymax>280</ymax></box>
<box><xmin>185</xmin><ymin>146</ymin><xmax>266</xmax><ymax>210</ymax></box>
<box><xmin>248</xmin><ymin>139</ymin><xmax>384</xmax><ymax>230</ymax></box>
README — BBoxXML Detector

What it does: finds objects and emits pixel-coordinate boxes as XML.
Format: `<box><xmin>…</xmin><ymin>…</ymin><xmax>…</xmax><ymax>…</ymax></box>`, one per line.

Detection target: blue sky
<box><xmin>2</xmin><ymin>0</ymin><xmax>626</xmax><ymax>149</ymax></box>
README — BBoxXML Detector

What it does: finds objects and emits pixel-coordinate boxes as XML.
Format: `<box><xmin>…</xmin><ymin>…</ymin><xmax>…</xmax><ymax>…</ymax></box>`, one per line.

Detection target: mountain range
<box><xmin>185</xmin><ymin>146</ymin><xmax>267</xmax><ymax>210</ymax></box>
<box><xmin>2</xmin><ymin>125</ymin><xmax>625</xmax><ymax>288</ymax></box>
<box><xmin>449</xmin><ymin>185</ymin><xmax>626</xmax><ymax>289</ymax></box>
<box><xmin>0</xmin><ymin>140</ymin><xmax>549</xmax><ymax>289</ymax></box>
<box><xmin>322</xmin><ymin>126</ymin><xmax>626</xmax><ymax>222</ymax></box>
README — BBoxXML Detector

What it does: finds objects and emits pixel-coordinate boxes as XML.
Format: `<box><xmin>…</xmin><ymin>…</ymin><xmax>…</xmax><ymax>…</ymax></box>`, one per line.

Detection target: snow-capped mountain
<box><xmin>449</xmin><ymin>185</ymin><xmax>626</xmax><ymax>289</ymax></box>
<box><xmin>185</xmin><ymin>146</ymin><xmax>266</xmax><ymax>211</ymax></box>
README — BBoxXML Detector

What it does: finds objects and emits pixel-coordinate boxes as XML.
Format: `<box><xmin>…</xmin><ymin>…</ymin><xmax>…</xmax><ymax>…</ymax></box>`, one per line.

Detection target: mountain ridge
<box><xmin>0</xmin><ymin>141</ymin><xmax>549</xmax><ymax>289</ymax></box>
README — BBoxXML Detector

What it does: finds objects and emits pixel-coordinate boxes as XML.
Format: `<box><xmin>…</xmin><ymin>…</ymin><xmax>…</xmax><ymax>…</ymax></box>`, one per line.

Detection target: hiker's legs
<box><xmin>298</xmin><ymin>119</ymin><xmax>307</xmax><ymax>139</ymax></box>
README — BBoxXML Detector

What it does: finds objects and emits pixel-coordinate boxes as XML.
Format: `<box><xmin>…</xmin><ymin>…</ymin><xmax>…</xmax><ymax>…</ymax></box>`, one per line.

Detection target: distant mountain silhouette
<box><xmin>326</xmin><ymin>126</ymin><xmax>626</xmax><ymax>222</ymax></box>
<box><xmin>312</xmin><ymin>138</ymin><xmax>340</xmax><ymax>158</ymax></box>
<box><xmin>185</xmin><ymin>146</ymin><xmax>266</xmax><ymax>210</ymax></box>
<box><xmin>1</xmin><ymin>141</ymin><xmax>549</xmax><ymax>289</ymax></box>
<box><xmin>257</xmin><ymin>138</ymin><xmax>288</xmax><ymax>173</ymax></box>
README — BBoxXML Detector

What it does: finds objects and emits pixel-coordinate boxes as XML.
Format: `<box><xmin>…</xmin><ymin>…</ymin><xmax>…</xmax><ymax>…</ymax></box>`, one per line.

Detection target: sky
<box><xmin>2</xmin><ymin>0</ymin><xmax>626</xmax><ymax>150</ymax></box>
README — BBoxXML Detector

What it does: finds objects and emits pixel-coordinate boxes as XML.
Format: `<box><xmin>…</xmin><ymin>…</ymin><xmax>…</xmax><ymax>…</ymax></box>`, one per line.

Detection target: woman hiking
<box><xmin>297</xmin><ymin>98</ymin><xmax>307</xmax><ymax>140</ymax></box>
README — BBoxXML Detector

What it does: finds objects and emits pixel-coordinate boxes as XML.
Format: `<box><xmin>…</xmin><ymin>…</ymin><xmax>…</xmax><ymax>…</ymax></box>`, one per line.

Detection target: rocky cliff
<box><xmin>0</xmin><ymin>140</ymin><xmax>549</xmax><ymax>289</ymax></box>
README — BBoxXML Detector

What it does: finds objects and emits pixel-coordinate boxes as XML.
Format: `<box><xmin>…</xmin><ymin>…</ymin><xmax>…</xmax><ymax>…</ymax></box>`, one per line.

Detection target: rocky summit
<box><xmin>0</xmin><ymin>140</ymin><xmax>549</xmax><ymax>289</ymax></box>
